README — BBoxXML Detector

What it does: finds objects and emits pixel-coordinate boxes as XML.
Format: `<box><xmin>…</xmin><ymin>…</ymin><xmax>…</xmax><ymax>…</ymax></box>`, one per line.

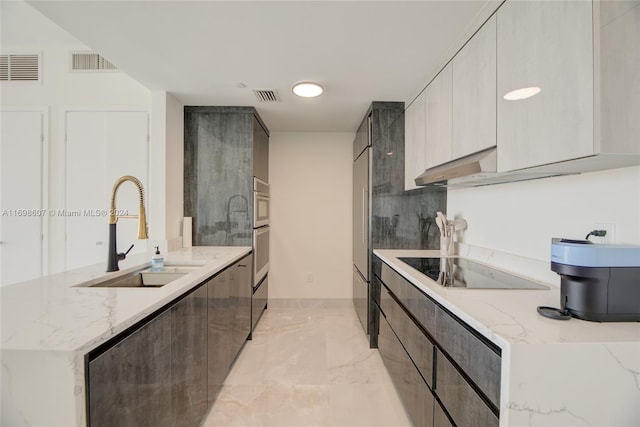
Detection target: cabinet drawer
<box><xmin>435</xmin><ymin>306</ymin><xmax>501</xmax><ymax>408</ymax></box>
<box><xmin>378</xmin><ymin>312</ymin><xmax>435</xmax><ymax>427</ymax></box>
<box><xmin>436</xmin><ymin>349</ymin><xmax>498</xmax><ymax>427</ymax></box>
<box><xmin>380</xmin><ymin>284</ymin><xmax>434</xmax><ymax>388</ymax></box>
<box><xmin>381</xmin><ymin>263</ymin><xmax>437</xmax><ymax>334</ymax></box>
<box><xmin>434</xmin><ymin>399</ymin><xmax>454</xmax><ymax>427</ymax></box>
<box><xmin>251</xmin><ymin>275</ymin><xmax>268</xmax><ymax>331</ymax></box>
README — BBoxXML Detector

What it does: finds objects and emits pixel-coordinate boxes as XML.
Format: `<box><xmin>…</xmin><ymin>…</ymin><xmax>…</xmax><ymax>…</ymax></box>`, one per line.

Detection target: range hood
<box><xmin>415</xmin><ymin>147</ymin><xmax>640</xmax><ymax>188</ymax></box>
<box><xmin>415</xmin><ymin>148</ymin><xmax>498</xmax><ymax>186</ymax></box>
<box><xmin>415</xmin><ymin>147</ymin><xmax>577</xmax><ymax>188</ymax></box>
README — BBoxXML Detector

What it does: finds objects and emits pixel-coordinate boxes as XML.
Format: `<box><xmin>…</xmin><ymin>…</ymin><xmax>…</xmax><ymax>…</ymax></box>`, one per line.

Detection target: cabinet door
<box><xmin>171</xmin><ymin>286</ymin><xmax>208</xmax><ymax>427</ymax></box>
<box><xmin>252</xmin><ymin>116</ymin><xmax>269</xmax><ymax>182</ymax></box>
<box><xmin>496</xmin><ymin>0</ymin><xmax>594</xmax><ymax>172</ymax></box>
<box><xmin>352</xmin><ymin>148</ymin><xmax>369</xmax><ymax>280</ymax></box>
<box><xmin>378</xmin><ymin>313</ymin><xmax>435</xmax><ymax>427</ymax></box>
<box><xmin>404</xmin><ymin>90</ymin><xmax>427</xmax><ymax>190</ymax></box>
<box><xmin>207</xmin><ymin>268</ymin><xmax>232</xmax><ymax>403</ymax></box>
<box><xmin>88</xmin><ymin>310</ymin><xmax>172</xmax><ymax>427</ymax></box>
<box><xmin>452</xmin><ymin>15</ymin><xmax>497</xmax><ymax>160</ymax></box>
<box><xmin>425</xmin><ymin>63</ymin><xmax>453</xmax><ymax>169</ymax></box>
<box><xmin>353</xmin><ymin>267</ymin><xmax>369</xmax><ymax>335</ymax></box>
<box><xmin>436</xmin><ymin>350</ymin><xmax>499</xmax><ymax>427</ymax></box>
<box><xmin>598</xmin><ymin>1</ymin><xmax>640</xmax><ymax>154</ymax></box>
<box><xmin>231</xmin><ymin>254</ymin><xmax>252</xmax><ymax>356</ymax></box>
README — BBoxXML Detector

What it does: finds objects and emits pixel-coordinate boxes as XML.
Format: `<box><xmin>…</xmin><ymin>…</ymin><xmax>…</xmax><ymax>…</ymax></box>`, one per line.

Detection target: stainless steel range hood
<box><xmin>414</xmin><ymin>147</ymin><xmax>585</xmax><ymax>188</ymax></box>
<box><xmin>414</xmin><ymin>148</ymin><xmax>498</xmax><ymax>186</ymax></box>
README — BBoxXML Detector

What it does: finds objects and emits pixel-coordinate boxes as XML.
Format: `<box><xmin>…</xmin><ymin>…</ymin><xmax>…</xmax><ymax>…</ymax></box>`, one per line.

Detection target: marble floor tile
<box><xmin>203</xmin><ymin>305</ymin><xmax>412</xmax><ymax>427</ymax></box>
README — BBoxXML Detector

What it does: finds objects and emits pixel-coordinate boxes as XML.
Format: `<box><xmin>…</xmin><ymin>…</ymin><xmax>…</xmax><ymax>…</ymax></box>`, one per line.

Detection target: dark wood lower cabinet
<box><xmin>87</xmin><ymin>253</ymin><xmax>253</xmax><ymax>427</ymax></box>
<box><xmin>375</xmin><ymin>257</ymin><xmax>502</xmax><ymax>427</ymax></box>
<box><xmin>88</xmin><ymin>292</ymin><xmax>198</xmax><ymax>427</ymax></box>
<box><xmin>378</xmin><ymin>311</ymin><xmax>435</xmax><ymax>427</ymax></box>
<box><xmin>207</xmin><ymin>255</ymin><xmax>252</xmax><ymax>403</ymax></box>
<box><xmin>436</xmin><ymin>349</ymin><xmax>499</xmax><ymax>427</ymax></box>
<box><xmin>251</xmin><ymin>275</ymin><xmax>268</xmax><ymax>334</ymax></box>
<box><xmin>434</xmin><ymin>399</ymin><xmax>455</xmax><ymax>427</ymax></box>
<box><xmin>171</xmin><ymin>285</ymin><xmax>208</xmax><ymax>427</ymax></box>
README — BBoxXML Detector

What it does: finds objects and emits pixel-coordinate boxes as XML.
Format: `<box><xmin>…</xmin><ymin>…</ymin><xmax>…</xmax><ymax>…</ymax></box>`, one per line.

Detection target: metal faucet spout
<box><xmin>106</xmin><ymin>175</ymin><xmax>148</xmax><ymax>272</ymax></box>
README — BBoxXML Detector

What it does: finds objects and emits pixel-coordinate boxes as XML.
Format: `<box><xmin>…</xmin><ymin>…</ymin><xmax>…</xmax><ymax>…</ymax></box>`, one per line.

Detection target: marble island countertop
<box><xmin>375</xmin><ymin>249</ymin><xmax>640</xmax><ymax>427</ymax></box>
<box><xmin>1</xmin><ymin>246</ymin><xmax>251</xmax><ymax>426</ymax></box>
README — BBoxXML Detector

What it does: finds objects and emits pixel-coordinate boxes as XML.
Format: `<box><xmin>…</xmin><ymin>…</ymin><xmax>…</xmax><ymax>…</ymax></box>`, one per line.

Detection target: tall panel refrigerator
<box><xmin>352</xmin><ymin>102</ymin><xmax>446</xmax><ymax>348</ymax></box>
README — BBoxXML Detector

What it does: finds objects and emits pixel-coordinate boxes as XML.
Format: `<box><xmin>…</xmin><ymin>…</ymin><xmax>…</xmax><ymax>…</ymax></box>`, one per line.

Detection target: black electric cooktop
<box><xmin>398</xmin><ymin>257</ymin><xmax>549</xmax><ymax>290</ymax></box>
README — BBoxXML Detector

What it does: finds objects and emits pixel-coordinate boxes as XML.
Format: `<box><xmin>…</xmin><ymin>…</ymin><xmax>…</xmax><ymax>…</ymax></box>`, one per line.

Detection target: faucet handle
<box><xmin>118</xmin><ymin>244</ymin><xmax>135</xmax><ymax>261</ymax></box>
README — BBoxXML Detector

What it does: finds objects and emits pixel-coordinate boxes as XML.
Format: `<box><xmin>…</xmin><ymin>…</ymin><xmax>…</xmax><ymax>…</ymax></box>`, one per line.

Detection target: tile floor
<box><xmin>202</xmin><ymin>302</ymin><xmax>412</xmax><ymax>427</ymax></box>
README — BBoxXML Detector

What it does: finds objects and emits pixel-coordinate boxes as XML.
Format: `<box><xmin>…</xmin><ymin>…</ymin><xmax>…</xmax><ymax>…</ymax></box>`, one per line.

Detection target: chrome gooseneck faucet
<box><xmin>106</xmin><ymin>175</ymin><xmax>148</xmax><ymax>272</ymax></box>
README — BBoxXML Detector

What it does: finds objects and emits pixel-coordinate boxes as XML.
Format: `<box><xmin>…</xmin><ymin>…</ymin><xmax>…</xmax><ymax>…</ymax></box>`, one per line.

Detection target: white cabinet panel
<box><xmin>598</xmin><ymin>0</ymin><xmax>640</xmax><ymax>154</ymax></box>
<box><xmin>0</xmin><ymin>110</ymin><xmax>44</xmax><ymax>286</ymax></box>
<box><xmin>404</xmin><ymin>90</ymin><xmax>427</xmax><ymax>190</ymax></box>
<box><xmin>425</xmin><ymin>63</ymin><xmax>453</xmax><ymax>169</ymax></box>
<box><xmin>497</xmin><ymin>0</ymin><xmax>594</xmax><ymax>172</ymax></box>
<box><xmin>452</xmin><ymin>15</ymin><xmax>497</xmax><ymax>160</ymax></box>
<box><xmin>65</xmin><ymin>111</ymin><xmax>148</xmax><ymax>270</ymax></box>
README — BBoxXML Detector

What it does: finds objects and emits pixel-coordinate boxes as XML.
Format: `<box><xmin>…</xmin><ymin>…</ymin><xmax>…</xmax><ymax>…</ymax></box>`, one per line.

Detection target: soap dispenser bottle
<box><xmin>151</xmin><ymin>246</ymin><xmax>164</xmax><ymax>272</ymax></box>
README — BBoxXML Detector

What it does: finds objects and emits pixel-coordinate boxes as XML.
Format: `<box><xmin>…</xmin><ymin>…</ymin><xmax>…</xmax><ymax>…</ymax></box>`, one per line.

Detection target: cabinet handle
<box><xmin>362</xmin><ymin>188</ymin><xmax>367</xmax><ymax>243</ymax></box>
<box><xmin>238</xmin><ymin>264</ymin><xmax>247</xmax><ymax>268</ymax></box>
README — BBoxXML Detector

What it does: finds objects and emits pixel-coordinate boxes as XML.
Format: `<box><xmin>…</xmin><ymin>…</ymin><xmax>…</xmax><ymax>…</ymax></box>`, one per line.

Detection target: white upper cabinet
<box><xmin>425</xmin><ymin>63</ymin><xmax>453</xmax><ymax>169</ymax></box>
<box><xmin>452</xmin><ymin>15</ymin><xmax>497</xmax><ymax>160</ymax></box>
<box><xmin>404</xmin><ymin>90</ymin><xmax>427</xmax><ymax>190</ymax></box>
<box><xmin>496</xmin><ymin>0</ymin><xmax>594</xmax><ymax>172</ymax></box>
<box><xmin>598</xmin><ymin>0</ymin><xmax>640</xmax><ymax>155</ymax></box>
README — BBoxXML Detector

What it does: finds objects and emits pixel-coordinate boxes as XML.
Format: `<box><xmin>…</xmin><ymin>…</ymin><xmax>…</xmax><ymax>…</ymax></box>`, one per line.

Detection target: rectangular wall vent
<box><xmin>70</xmin><ymin>52</ymin><xmax>118</xmax><ymax>72</ymax></box>
<box><xmin>253</xmin><ymin>89</ymin><xmax>280</xmax><ymax>102</ymax></box>
<box><xmin>0</xmin><ymin>54</ymin><xmax>41</xmax><ymax>81</ymax></box>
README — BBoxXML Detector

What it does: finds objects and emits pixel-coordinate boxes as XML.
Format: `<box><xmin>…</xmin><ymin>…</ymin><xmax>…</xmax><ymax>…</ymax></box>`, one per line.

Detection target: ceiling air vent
<box><xmin>70</xmin><ymin>52</ymin><xmax>118</xmax><ymax>72</ymax></box>
<box><xmin>252</xmin><ymin>89</ymin><xmax>280</xmax><ymax>103</ymax></box>
<box><xmin>0</xmin><ymin>54</ymin><xmax>41</xmax><ymax>82</ymax></box>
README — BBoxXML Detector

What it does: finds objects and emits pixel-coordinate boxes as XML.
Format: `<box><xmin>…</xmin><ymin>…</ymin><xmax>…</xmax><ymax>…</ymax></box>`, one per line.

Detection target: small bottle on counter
<box><xmin>151</xmin><ymin>246</ymin><xmax>164</xmax><ymax>272</ymax></box>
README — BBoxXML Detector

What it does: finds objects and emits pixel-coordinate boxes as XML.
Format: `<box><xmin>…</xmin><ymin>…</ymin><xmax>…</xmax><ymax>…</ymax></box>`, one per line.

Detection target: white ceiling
<box><xmin>22</xmin><ymin>0</ymin><xmax>498</xmax><ymax>132</ymax></box>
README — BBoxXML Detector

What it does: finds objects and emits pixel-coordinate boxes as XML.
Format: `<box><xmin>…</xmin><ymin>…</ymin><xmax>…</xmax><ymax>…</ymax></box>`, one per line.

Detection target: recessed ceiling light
<box><xmin>292</xmin><ymin>82</ymin><xmax>323</xmax><ymax>98</ymax></box>
<box><xmin>503</xmin><ymin>86</ymin><xmax>541</xmax><ymax>101</ymax></box>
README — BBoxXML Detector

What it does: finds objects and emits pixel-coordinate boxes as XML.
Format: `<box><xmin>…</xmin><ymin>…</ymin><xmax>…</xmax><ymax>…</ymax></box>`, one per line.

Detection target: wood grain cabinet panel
<box><xmin>171</xmin><ymin>286</ymin><xmax>208</xmax><ymax>427</ymax></box>
<box><xmin>452</xmin><ymin>15</ymin><xmax>497</xmax><ymax>159</ymax></box>
<box><xmin>207</xmin><ymin>267</ymin><xmax>232</xmax><ymax>403</ymax></box>
<box><xmin>496</xmin><ymin>0</ymin><xmax>594</xmax><ymax>172</ymax></box>
<box><xmin>381</xmin><ymin>263</ymin><xmax>437</xmax><ymax>334</ymax></box>
<box><xmin>404</xmin><ymin>90</ymin><xmax>427</xmax><ymax>190</ymax></box>
<box><xmin>436</xmin><ymin>349</ymin><xmax>499</xmax><ymax>427</ymax></box>
<box><xmin>378</xmin><ymin>313</ymin><xmax>435</xmax><ymax>427</ymax></box>
<box><xmin>425</xmin><ymin>63</ymin><xmax>453</xmax><ymax>169</ymax></box>
<box><xmin>435</xmin><ymin>306</ymin><xmax>501</xmax><ymax>409</ymax></box>
<box><xmin>380</xmin><ymin>284</ymin><xmax>435</xmax><ymax>387</ymax></box>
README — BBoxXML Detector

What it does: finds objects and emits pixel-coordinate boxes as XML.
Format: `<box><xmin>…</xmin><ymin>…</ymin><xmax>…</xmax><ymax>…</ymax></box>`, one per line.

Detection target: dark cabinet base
<box><xmin>378</xmin><ymin>311</ymin><xmax>435</xmax><ymax>426</ymax></box>
<box><xmin>88</xmin><ymin>254</ymin><xmax>253</xmax><ymax>427</ymax></box>
<box><xmin>250</xmin><ymin>275</ymin><xmax>268</xmax><ymax>339</ymax></box>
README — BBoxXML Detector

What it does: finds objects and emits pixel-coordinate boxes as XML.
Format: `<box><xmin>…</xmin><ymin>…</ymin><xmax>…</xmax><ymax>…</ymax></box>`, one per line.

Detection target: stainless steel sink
<box><xmin>78</xmin><ymin>265</ymin><xmax>202</xmax><ymax>288</ymax></box>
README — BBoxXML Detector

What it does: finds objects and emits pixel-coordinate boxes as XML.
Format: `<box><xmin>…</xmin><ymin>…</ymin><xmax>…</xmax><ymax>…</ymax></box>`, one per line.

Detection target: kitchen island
<box><xmin>1</xmin><ymin>246</ymin><xmax>251</xmax><ymax>426</ymax></box>
<box><xmin>375</xmin><ymin>249</ymin><xmax>640</xmax><ymax>427</ymax></box>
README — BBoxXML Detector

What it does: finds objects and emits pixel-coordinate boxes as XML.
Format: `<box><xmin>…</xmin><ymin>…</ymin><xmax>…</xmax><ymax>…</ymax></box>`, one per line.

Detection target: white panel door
<box><xmin>452</xmin><ymin>15</ymin><xmax>497</xmax><ymax>160</ymax></box>
<box><xmin>425</xmin><ymin>63</ymin><xmax>453</xmax><ymax>169</ymax></box>
<box><xmin>65</xmin><ymin>111</ymin><xmax>148</xmax><ymax>270</ymax></box>
<box><xmin>497</xmin><ymin>0</ymin><xmax>594</xmax><ymax>172</ymax></box>
<box><xmin>404</xmin><ymin>90</ymin><xmax>427</xmax><ymax>191</ymax></box>
<box><xmin>0</xmin><ymin>110</ymin><xmax>44</xmax><ymax>286</ymax></box>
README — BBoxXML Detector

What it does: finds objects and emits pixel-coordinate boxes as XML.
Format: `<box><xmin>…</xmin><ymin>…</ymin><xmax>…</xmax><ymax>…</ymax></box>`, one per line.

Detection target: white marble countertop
<box><xmin>375</xmin><ymin>249</ymin><xmax>640</xmax><ymax>427</ymax></box>
<box><xmin>375</xmin><ymin>249</ymin><xmax>640</xmax><ymax>348</ymax></box>
<box><xmin>1</xmin><ymin>246</ymin><xmax>251</xmax><ymax>426</ymax></box>
<box><xmin>1</xmin><ymin>246</ymin><xmax>252</xmax><ymax>354</ymax></box>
